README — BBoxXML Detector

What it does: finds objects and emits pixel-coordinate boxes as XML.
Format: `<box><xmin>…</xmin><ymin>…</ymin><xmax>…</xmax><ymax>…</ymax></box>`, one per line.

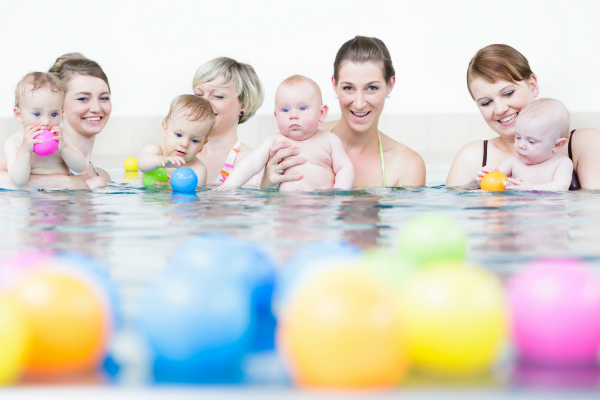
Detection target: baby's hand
<box><xmin>503</xmin><ymin>178</ymin><xmax>533</xmax><ymax>190</ymax></box>
<box><xmin>51</xmin><ymin>126</ymin><xmax>65</xmax><ymax>152</ymax></box>
<box><xmin>476</xmin><ymin>166</ymin><xmax>496</xmax><ymax>182</ymax></box>
<box><xmin>212</xmin><ymin>184</ymin><xmax>234</xmax><ymax>192</ymax></box>
<box><xmin>20</xmin><ymin>125</ymin><xmax>43</xmax><ymax>153</ymax></box>
<box><xmin>161</xmin><ymin>156</ymin><xmax>186</xmax><ymax>168</ymax></box>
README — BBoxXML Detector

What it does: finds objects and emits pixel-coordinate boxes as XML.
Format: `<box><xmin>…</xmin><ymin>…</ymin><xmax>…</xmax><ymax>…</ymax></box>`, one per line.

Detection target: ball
<box><xmin>13</xmin><ymin>270</ymin><xmax>111</xmax><ymax>375</ymax></box>
<box><xmin>123</xmin><ymin>157</ymin><xmax>138</xmax><ymax>171</ymax></box>
<box><xmin>143</xmin><ymin>168</ymin><xmax>168</xmax><ymax>188</ymax></box>
<box><xmin>278</xmin><ymin>269</ymin><xmax>408</xmax><ymax>388</ymax></box>
<box><xmin>481</xmin><ymin>171</ymin><xmax>508</xmax><ymax>191</ymax></box>
<box><xmin>360</xmin><ymin>247</ymin><xmax>416</xmax><ymax>291</ymax></box>
<box><xmin>398</xmin><ymin>263</ymin><xmax>507</xmax><ymax>376</ymax></box>
<box><xmin>32</xmin><ymin>130</ymin><xmax>58</xmax><ymax>157</ymax></box>
<box><xmin>0</xmin><ymin>250</ymin><xmax>53</xmax><ymax>290</ymax></box>
<box><xmin>508</xmin><ymin>258</ymin><xmax>600</xmax><ymax>366</ymax></box>
<box><xmin>397</xmin><ymin>212</ymin><xmax>466</xmax><ymax>267</ymax></box>
<box><xmin>0</xmin><ymin>296</ymin><xmax>29</xmax><ymax>385</ymax></box>
<box><xmin>170</xmin><ymin>167</ymin><xmax>198</xmax><ymax>192</ymax></box>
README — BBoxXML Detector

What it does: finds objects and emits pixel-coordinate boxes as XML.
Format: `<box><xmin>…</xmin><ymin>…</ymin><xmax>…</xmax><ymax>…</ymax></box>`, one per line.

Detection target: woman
<box><xmin>0</xmin><ymin>53</ymin><xmax>112</xmax><ymax>190</ymax></box>
<box><xmin>446</xmin><ymin>44</ymin><xmax>600</xmax><ymax>189</ymax></box>
<box><xmin>262</xmin><ymin>36</ymin><xmax>425</xmax><ymax>188</ymax></box>
<box><xmin>192</xmin><ymin>57</ymin><xmax>264</xmax><ymax>184</ymax></box>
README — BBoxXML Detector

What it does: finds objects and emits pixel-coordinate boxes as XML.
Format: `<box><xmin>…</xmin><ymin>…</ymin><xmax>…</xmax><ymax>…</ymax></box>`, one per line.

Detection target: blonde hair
<box><xmin>333</xmin><ymin>36</ymin><xmax>395</xmax><ymax>84</ymax></box>
<box><xmin>164</xmin><ymin>95</ymin><xmax>216</xmax><ymax>134</ymax></box>
<box><xmin>279</xmin><ymin>75</ymin><xmax>323</xmax><ymax>104</ymax></box>
<box><xmin>15</xmin><ymin>72</ymin><xmax>65</xmax><ymax>108</ymax></box>
<box><xmin>192</xmin><ymin>57</ymin><xmax>264</xmax><ymax>124</ymax></box>
<box><xmin>517</xmin><ymin>98</ymin><xmax>570</xmax><ymax>139</ymax></box>
<box><xmin>49</xmin><ymin>52</ymin><xmax>111</xmax><ymax>93</ymax></box>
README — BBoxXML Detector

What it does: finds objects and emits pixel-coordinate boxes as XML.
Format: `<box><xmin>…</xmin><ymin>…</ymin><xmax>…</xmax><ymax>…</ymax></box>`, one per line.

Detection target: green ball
<box><xmin>143</xmin><ymin>168</ymin><xmax>169</xmax><ymax>188</ymax></box>
<box><xmin>361</xmin><ymin>247</ymin><xmax>417</xmax><ymax>291</ymax></box>
<box><xmin>397</xmin><ymin>212</ymin><xmax>466</xmax><ymax>267</ymax></box>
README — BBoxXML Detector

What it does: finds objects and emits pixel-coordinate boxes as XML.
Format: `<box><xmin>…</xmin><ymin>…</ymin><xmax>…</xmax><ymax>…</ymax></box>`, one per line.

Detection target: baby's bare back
<box><xmin>512</xmin><ymin>154</ymin><xmax>570</xmax><ymax>183</ymax></box>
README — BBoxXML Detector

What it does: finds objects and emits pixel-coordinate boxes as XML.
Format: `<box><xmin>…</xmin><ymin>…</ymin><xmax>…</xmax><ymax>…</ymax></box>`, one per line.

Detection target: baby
<box><xmin>138</xmin><ymin>95</ymin><xmax>214</xmax><ymax>188</ymax></box>
<box><xmin>477</xmin><ymin>98</ymin><xmax>573</xmax><ymax>191</ymax></box>
<box><xmin>215</xmin><ymin>75</ymin><xmax>354</xmax><ymax>191</ymax></box>
<box><xmin>4</xmin><ymin>72</ymin><xmax>86</xmax><ymax>187</ymax></box>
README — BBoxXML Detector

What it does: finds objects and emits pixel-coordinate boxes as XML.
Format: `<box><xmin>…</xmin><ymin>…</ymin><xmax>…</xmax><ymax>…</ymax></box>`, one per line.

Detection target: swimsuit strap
<box><xmin>215</xmin><ymin>139</ymin><xmax>242</xmax><ymax>184</ymax></box>
<box><xmin>568</xmin><ymin>129</ymin><xmax>576</xmax><ymax>159</ymax></box>
<box><xmin>568</xmin><ymin>129</ymin><xmax>581</xmax><ymax>190</ymax></box>
<box><xmin>482</xmin><ymin>140</ymin><xmax>488</xmax><ymax>167</ymax></box>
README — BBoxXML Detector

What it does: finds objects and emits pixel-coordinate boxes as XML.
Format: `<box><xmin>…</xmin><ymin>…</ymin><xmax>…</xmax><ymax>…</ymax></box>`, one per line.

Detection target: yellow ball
<box><xmin>398</xmin><ymin>263</ymin><xmax>507</xmax><ymax>376</ymax></box>
<box><xmin>0</xmin><ymin>296</ymin><xmax>29</xmax><ymax>385</ymax></box>
<box><xmin>123</xmin><ymin>157</ymin><xmax>138</xmax><ymax>171</ymax></box>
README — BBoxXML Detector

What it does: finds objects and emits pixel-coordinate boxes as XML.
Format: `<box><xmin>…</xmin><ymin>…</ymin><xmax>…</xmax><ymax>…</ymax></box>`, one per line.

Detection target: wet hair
<box><xmin>333</xmin><ymin>35</ymin><xmax>395</xmax><ymax>84</ymax></box>
<box><xmin>278</xmin><ymin>75</ymin><xmax>323</xmax><ymax>104</ymax></box>
<box><xmin>467</xmin><ymin>44</ymin><xmax>534</xmax><ymax>100</ymax></box>
<box><xmin>516</xmin><ymin>98</ymin><xmax>570</xmax><ymax>139</ymax></box>
<box><xmin>14</xmin><ymin>72</ymin><xmax>65</xmax><ymax>108</ymax></box>
<box><xmin>49</xmin><ymin>52</ymin><xmax>111</xmax><ymax>93</ymax></box>
<box><xmin>163</xmin><ymin>95</ymin><xmax>216</xmax><ymax>135</ymax></box>
<box><xmin>192</xmin><ymin>57</ymin><xmax>264</xmax><ymax>124</ymax></box>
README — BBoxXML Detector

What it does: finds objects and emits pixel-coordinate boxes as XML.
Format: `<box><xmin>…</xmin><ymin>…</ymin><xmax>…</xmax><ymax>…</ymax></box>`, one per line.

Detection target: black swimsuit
<box><xmin>482</xmin><ymin>129</ymin><xmax>581</xmax><ymax>190</ymax></box>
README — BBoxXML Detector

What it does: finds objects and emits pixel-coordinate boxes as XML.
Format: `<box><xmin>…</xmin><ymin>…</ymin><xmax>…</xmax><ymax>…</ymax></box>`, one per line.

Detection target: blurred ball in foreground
<box><xmin>0</xmin><ymin>296</ymin><xmax>29</xmax><ymax>385</ymax></box>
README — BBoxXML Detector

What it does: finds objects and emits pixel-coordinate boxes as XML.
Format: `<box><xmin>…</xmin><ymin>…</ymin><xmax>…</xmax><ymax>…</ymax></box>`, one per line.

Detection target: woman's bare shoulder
<box><xmin>95</xmin><ymin>167</ymin><xmax>111</xmax><ymax>181</ymax></box>
<box><xmin>454</xmin><ymin>140</ymin><xmax>486</xmax><ymax>162</ymax></box>
<box><xmin>380</xmin><ymin>133</ymin><xmax>425</xmax><ymax>186</ymax></box>
<box><xmin>572</xmin><ymin>127</ymin><xmax>600</xmax><ymax>150</ymax></box>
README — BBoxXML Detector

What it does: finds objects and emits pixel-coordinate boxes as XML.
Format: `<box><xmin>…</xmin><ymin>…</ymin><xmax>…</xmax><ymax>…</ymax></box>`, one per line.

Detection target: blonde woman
<box><xmin>192</xmin><ymin>57</ymin><xmax>264</xmax><ymax>184</ymax></box>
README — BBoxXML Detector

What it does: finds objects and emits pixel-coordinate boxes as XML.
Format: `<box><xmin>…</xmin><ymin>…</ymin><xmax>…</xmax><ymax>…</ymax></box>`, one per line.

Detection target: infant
<box><xmin>216</xmin><ymin>75</ymin><xmax>354</xmax><ymax>191</ymax></box>
<box><xmin>138</xmin><ymin>95</ymin><xmax>214</xmax><ymax>188</ymax></box>
<box><xmin>4</xmin><ymin>72</ymin><xmax>86</xmax><ymax>187</ymax></box>
<box><xmin>477</xmin><ymin>98</ymin><xmax>573</xmax><ymax>191</ymax></box>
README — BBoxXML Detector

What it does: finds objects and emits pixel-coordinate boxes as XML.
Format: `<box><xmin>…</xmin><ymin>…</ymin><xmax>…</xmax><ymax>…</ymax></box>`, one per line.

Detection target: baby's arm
<box><xmin>505</xmin><ymin>157</ymin><xmax>573</xmax><ymax>191</ymax></box>
<box><xmin>6</xmin><ymin>126</ymin><xmax>42</xmax><ymax>187</ymax></box>
<box><xmin>55</xmin><ymin>127</ymin><xmax>85</xmax><ymax>173</ymax></box>
<box><xmin>329</xmin><ymin>134</ymin><xmax>354</xmax><ymax>190</ymax></box>
<box><xmin>476</xmin><ymin>157</ymin><xmax>515</xmax><ymax>186</ymax></box>
<box><xmin>138</xmin><ymin>144</ymin><xmax>186</xmax><ymax>172</ymax></box>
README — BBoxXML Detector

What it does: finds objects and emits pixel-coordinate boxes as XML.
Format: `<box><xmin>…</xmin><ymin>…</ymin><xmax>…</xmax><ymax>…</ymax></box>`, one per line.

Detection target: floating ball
<box><xmin>170</xmin><ymin>167</ymin><xmax>198</xmax><ymax>192</ymax></box>
<box><xmin>398</xmin><ymin>213</ymin><xmax>466</xmax><ymax>267</ymax></box>
<box><xmin>0</xmin><ymin>251</ymin><xmax>53</xmax><ymax>290</ymax></box>
<box><xmin>32</xmin><ymin>130</ymin><xmax>58</xmax><ymax>157</ymax></box>
<box><xmin>508</xmin><ymin>258</ymin><xmax>600</xmax><ymax>366</ymax></box>
<box><xmin>13</xmin><ymin>270</ymin><xmax>110</xmax><ymax>375</ymax></box>
<box><xmin>399</xmin><ymin>263</ymin><xmax>507</xmax><ymax>376</ymax></box>
<box><xmin>360</xmin><ymin>247</ymin><xmax>416</xmax><ymax>291</ymax></box>
<box><xmin>0</xmin><ymin>296</ymin><xmax>29</xmax><ymax>385</ymax></box>
<box><xmin>123</xmin><ymin>157</ymin><xmax>138</xmax><ymax>171</ymax></box>
<box><xmin>143</xmin><ymin>168</ymin><xmax>169</xmax><ymax>188</ymax></box>
<box><xmin>481</xmin><ymin>171</ymin><xmax>507</xmax><ymax>191</ymax></box>
<box><xmin>278</xmin><ymin>269</ymin><xmax>408</xmax><ymax>388</ymax></box>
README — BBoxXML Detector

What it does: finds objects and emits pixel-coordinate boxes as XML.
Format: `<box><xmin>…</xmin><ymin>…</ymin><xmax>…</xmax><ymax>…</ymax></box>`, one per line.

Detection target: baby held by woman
<box><xmin>215</xmin><ymin>75</ymin><xmax>354</xmax><ymax>191</ymax></box>
<box><xmin>477</xmin><ymin>98</ymin><xmax>573</xmax><ymax>191</ymax></box>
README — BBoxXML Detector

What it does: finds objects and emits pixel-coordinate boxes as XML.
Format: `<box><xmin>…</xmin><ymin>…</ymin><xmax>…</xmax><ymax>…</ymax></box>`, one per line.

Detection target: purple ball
<box><xmin>33</xmin><ymin>129</ymin><xmax>58</xmax><ymax>157</ymax></box>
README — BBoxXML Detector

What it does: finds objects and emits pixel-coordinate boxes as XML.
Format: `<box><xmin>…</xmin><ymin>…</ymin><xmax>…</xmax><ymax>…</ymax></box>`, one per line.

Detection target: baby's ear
<box><xmin>13</xmin><ymin>107</ymin><xmax>23</xmax><ymax>124</ymax></box>
<box><xmin>319</xmin><ymin>104</ymin><xmax>329</xmax><ymax>123</ymax></box>
<box><xmin>161</xmin><ymin>121</ymin><xmax>168</xmax><ymax>138</ymax></box>
<box><xmin>554</xmin><ymin>137</ymin><xmax>568</xmax><ymax>152</ymax></box>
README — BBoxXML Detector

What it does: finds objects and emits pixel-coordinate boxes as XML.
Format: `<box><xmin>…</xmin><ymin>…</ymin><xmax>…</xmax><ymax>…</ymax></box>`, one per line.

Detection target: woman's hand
<box><xmin>476</xmin><ymin>166</ymin><xmax>496</xmax><ymax>182</ymax></box>
<box><xmin>260</xmin><ymin>142</ymin><xmax>305</xmax><ymax>188</ymax></box>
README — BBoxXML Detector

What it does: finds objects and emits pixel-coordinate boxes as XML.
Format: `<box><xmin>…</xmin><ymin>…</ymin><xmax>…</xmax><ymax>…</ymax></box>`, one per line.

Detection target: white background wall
<box><xmin>0</xmin><ymin>0</ymin><xmax>598</xmax><ymax>118</ymax></box>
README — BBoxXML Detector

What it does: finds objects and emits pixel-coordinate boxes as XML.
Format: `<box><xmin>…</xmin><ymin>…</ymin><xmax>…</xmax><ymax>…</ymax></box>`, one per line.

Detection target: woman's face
<box><xmin>332</xmin><ymin>61</ymin><xmax>394</xmax><ymax>133</ymax></box>
<box><xmin>193</xmin><ymin>75</ymin><xmax>243</xmax><ymax>134</ymax></box>
<box><xmin>63</xmin><ymin>75</ymin><xmax>112</xmax><ymax>137</ymax></box>
<box><xmin>469</xmin><ymin>75</ymin><xmax>538</xmax><ymax>138</ymax></box>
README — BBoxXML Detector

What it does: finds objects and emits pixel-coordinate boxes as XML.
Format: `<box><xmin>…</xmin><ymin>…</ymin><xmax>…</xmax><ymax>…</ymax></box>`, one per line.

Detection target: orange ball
<box><xmin>481</xmin><ymin>171</ymin><xmax>508</xmax><ymax>191</ymax></box>
<box><xmin>278</xmin><ymin>269</ymin><xmax>408</xmax><ymax>388</ymax></box>
<box><xmin>13</xmin><ymin>271</ymin><xmax>110</xmax><ymax>376</ymax></box>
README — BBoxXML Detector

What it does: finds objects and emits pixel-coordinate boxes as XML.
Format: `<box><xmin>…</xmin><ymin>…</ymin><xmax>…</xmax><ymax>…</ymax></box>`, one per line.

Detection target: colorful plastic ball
<box><xmin>398</xmin><ymin>263</ymin><xmax>507</xmax><ymax>376</ymax></box>
<box><xmin>13</xmin><ymin>270</ymin><xmax>111</xmax><ymax>375</ymax></box>
<box><xmin>481</xmin><ymin>171</ymin><xmax>508</xmax><ymax>191</ymax></box>
<box><xmin>278</xmin><ymin>269</ymin><xmax>408</xmax><ymax>388</ymax></box>
<box><xmin>0</xmin><ymin>296</ymin><xmax>29</xmax><ymax>385</ymax></box>
<box><xmin>360</xmin><ymin>247</ymin><xmax>416</xmax><ymax>291</ymax></box>
<box><xmin>123</xmin><ymin>157</ymin><xmax>138</xmax><ymax>171</ymax></box>
<box><xmin>170</xmin><ymin>167</ymin><xmax>198</xmax><ymax>192</ymax></box>
<box><xmin>508</xmin><ymin>258</ymin><xmax>600</xmax><ymax>366</ymax></box>
<box><xmin>143</xmin><ymin>168</ymin><xmax>169</xmax><ymax>188</ymax></box>
<box><xmin>397</xmin><ymin>212</ymin><xmax>466</xmax><ymax>267</ymax></box>
<box><xmin>0</xmin><ymin>250</ymin><xmax>53</xmax><ymax>290</ymax></box>
<box><xmin>32</xmin><ymin>130</ymin><xmax>58</xmax><ymax>157</ymax></box>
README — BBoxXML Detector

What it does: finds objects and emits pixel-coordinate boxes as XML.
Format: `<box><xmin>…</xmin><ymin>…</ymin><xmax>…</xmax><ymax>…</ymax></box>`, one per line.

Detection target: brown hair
<box><xmin>15</xmin><ymin>72</ymin><xmax>65</xmax><ymax>108</ymax></box>
<box><xmin>467</xmin><ymin>44</ymin><xmax>534</xmax><ymax>99</ymax></box>
<box><xmin>333</xmin><ymin>36</ymin><xmax>395</xmax><ymax>84</ymax></box>
<box><xmin>278</xmin><ymin>75</ymin><xmax>322</xmax><ymax>104</ymax></box>
<box><xmin>164</xmin><ymin>95</ymin><xmax>216</xmax><ymax>133</ymax></box>
<box><xmin>49</xmin><ymin>52</ymin><xmax>111</xmax><ymax>93</ymax></box>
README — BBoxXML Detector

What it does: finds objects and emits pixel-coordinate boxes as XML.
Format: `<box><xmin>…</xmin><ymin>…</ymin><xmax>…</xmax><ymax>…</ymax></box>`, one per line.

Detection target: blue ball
<box><xmin>170</xmin><ymin>167</ymin><xmax>198</xmax><ymax>192</ymax></box>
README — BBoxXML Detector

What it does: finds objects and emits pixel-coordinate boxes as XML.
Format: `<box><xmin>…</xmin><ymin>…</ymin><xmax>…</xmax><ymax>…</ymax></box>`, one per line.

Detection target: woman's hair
<box><xmin>466</xmin><ymin>44</ymin><xmax>534</xmax><ymax>99</ymax></box>
<box><xmin>192</xmin><ymin>57</ymin><xmax>264</xmax><ymax>124</ymax></box>
<box><xmin>49</xmin><ymin>52</ymin><xmax>111</xmax><ymax>93</ymax></box>
<box><xmin>163</xmin><ymin>94</ymin><xmax>216</xmax><ymax>134</ymax></box>
<box><xmin>333</xmin><ymin>36</ymin><xmax>395</xmax><ymax>84</ymax></box>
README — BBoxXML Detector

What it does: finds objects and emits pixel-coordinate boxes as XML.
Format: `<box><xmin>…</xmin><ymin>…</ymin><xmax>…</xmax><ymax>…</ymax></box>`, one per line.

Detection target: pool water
<box><xmin>2</xmin><ymin>167</ymin><xmax>600</xmax><ymax>395</ymax></box>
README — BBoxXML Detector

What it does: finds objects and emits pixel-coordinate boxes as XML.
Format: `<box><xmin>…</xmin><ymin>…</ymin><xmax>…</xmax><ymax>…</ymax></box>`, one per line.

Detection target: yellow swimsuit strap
<box><xmin>330</xmin><ymin>121</ymin><xmax>386</xmax><ymax>187</ymax></box>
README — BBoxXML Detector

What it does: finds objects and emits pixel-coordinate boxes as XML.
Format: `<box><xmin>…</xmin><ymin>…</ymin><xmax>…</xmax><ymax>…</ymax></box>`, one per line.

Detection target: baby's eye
<box><xmin>33</xmin><ymin>112</ymin><xmax>40</xmax><ymax>117</ymax></box>
<box><xmin>176</xmin><ymin>133</ymin><xmax>182</xmax><ymax>137</ymax></box>
<box><xmin>192</xmin><ymin>139</ymin><xmax>199</xmax><ymax>143</ymax></box>
<box><xmin>282</xmin><ymin>108</ymin><xmax>289</xmax><ymax>113</ymax></box>
<box><xmin>529</xmin><ymin>141</ymin><xmax>535</xmax><ymax>144</ymax></box>
<box><xmin>51</xmin><ymin>112</ymin><xmax>59</xmax><ymax>117</ymax></box>
<box><xmin>299</xmin><ymin>106</ymin><xmax>306</xmax><ymax>111</ymax></box>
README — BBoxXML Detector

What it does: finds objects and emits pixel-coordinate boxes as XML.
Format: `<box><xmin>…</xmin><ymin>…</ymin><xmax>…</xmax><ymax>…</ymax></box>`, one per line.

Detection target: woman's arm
<box><xmin>571</xmin><ymin>128</ymin><xmax>600</xmax><ymax>189</ymax></box>
<box><xmin>446</xmin><ymin>141</ymin><xmax>485</xmax><ymax>187</ymax></box>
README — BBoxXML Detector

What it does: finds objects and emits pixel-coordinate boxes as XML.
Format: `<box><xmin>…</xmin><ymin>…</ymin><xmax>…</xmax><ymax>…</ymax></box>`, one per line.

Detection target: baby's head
<box><xmin>274</xmin><ymin>75</ymin><xmax>328</xmax><ymax>140</ymax></box>
<box><xmin>162</xmin><ymin>95</ymin><xmax>215</xmax><ymax>162</ymax></box>
<box><xmin>514</xmin><ymin>98</ymin><xmax>570</xmax><ymax>165</ymax></box>
<box><xmin>14</xmin><ymin>72</ymin><xmax>65</xmax><ymax>129</ymax></box>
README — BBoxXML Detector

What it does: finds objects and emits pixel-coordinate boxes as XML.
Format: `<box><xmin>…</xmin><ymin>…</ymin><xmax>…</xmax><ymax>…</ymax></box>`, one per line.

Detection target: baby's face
<box><xmin>514</xmin><ymin>119</ymin><xmax>561</xmax><ymax>165</ymax></box>
<box><xmin>162</xmin><ymin>115</ymin><xmax>211</xmax><ymax>162</ymax></box>
<box><xmin>16</xmin><ymin>86</ymin><xmax>64</xmax><ymax>129</ymax></box>
<box><xmin>274</xmin><ymin>82</ymin><xmax>325</xmax><ymax>141</ymax></box>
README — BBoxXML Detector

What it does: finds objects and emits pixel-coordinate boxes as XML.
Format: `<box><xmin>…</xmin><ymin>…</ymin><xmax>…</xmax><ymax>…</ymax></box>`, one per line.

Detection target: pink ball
<box><xmin>508</xmin><ymin>258</ymin><xmax>600</xmax><ymax>366</ymax></box>
<box><xmin>33</xmin><ymin>129</ymin><xmax>58</xmax><ymax>157</ymax></box>
<box><xmin>0</xmin><ymin>250</ymin><xmax>53</xmax><ymax>290</ymax></box>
